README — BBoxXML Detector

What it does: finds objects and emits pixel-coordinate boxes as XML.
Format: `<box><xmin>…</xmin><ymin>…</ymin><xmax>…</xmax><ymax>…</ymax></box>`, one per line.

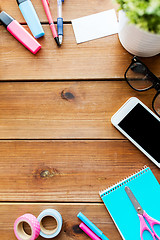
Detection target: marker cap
<box><xmin>0</xmin><ymin>11</ymin><xmax>14</xmax><ymax>28</ymax></box>
<box><xmin>16</xmin><ymin>0</ymin><xmax>27</xmax><ymax>5</ymax></box>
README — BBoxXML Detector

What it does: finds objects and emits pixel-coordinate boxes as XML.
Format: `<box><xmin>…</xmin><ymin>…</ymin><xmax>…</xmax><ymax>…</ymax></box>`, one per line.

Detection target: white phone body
<box><xmin>111</xmin><ymin>97</ymin><xmax>160</xmax><ymax>168</ymax></box>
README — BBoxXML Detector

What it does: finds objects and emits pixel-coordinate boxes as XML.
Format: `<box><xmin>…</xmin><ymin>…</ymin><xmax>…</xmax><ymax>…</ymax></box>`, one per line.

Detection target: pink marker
<box><xmin>0</xmin><ymin>11</ymin><xmax>41</xmax><ymax>54</ymax></box>
<box><xmin>79</xmin><ymin>222</ymin><xmax>101</xmax><ymax>240</ymax></box>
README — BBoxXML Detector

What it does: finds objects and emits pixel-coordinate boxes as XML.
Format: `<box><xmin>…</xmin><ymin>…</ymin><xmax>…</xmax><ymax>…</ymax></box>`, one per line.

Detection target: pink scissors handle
<box><xmin>143</xmin><ymin>211</ymin><xmax>160</xmax><ymax>240</ymax></box>
<box><xmin>138</xmin><ymin>214</ymin><xmax>155</xmax><ymax>240</ymax></box>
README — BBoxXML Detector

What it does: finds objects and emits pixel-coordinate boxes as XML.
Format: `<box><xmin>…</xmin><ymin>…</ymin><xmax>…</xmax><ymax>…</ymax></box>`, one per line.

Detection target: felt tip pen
<box><xmin>79</xmin><ymin>223</ymin><xmax>101</xmax><ymax>240</ymax></box>
<box><xmin>0</xmin><ymin>11</ymin><xmax>41</xmax><ymax>54</ymax></box>
<box><xmin>41</xmin><ymin>0</ymin><xmax>60</xmax><ymax>46</ymax></box>
<box><xmin>57</xmin><ymin>0</ymin><xmax>63</xmax><ymax>45</ymax></box>
<box><xmin>77</xmin><ymin>212</ymin><xmax>109</xmax><ymax>240</ymax></box>
<box><xmin>16</xmin><ymin>0</ymin><xmax>44</xmax><ymax>39</ymax></box>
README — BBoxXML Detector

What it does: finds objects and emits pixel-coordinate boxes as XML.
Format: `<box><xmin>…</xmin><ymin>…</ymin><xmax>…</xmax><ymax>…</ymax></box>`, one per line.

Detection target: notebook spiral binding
<box><xmin>99</xmin><ymin>165</ymin><xmax>149</xmax><ymax>198</ymax></box>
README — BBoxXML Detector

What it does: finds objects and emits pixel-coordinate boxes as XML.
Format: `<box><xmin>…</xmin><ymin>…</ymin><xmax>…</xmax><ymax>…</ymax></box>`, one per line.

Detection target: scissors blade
<box><xmin>125</xmin><ymin>186</ymin><xmax>143</xmax><ymax>215</ymax></box>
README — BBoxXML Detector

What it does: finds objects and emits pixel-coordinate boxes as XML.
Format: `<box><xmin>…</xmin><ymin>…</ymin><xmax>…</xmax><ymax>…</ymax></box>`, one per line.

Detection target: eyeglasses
<box><xmin>125</xmin><ymin>56</ymin><xmax>160</xmax><ymax>117</ymax></box>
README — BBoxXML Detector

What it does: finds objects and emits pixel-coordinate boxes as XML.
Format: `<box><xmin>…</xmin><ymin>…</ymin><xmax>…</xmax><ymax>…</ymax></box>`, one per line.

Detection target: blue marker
<box><xmin>77</xmin><ymin>212</ymin><xmax>109</xmax><ymax>240</ymax></box>
<box><xmin>16</xmin><ymin>0</ymin><xmax>44</xmax><ymax>38</ymax></box>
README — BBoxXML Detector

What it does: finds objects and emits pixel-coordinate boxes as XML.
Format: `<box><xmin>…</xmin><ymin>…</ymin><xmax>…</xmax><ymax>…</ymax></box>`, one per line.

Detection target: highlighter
<box><xmin>79</xmin><ymin>223</ymin><xmax>101</xmax><ymax>240</ymax></box>
<box><xmin>0</xmin><ymin>11</ymin><xmax>41</xmax><ymax>54</ymax></box>
<box><xmin>16</xmin><ymin>0</ymin><xmax>44</xmax><ymax>38</ymax></box>
<box><xmin>77</xmin><ymin>212</ymin><xmax>109</xmax><ymax>240</ymax></box>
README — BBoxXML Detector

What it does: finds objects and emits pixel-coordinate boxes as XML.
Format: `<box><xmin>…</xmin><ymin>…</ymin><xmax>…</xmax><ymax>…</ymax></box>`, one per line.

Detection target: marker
<box><xmin>57</xmin><ymin>0</ymin><xmax>63</xmax><ymax>44</ymax></box>
<box><xmin>16</xmin><ymin>0</ymin><xmax>44</xmax><ymax>38</ymax></box>
<box><xmin>79</xmin><ymin>223</ymin><xmax>101</xmax><ymax>240</ymax></box>
<box><xmin>0</xmin><ymin>11</ymin><xmax>41</xmax><ymax>54</ymax></box>
<box><xmin>41</xmin><ymin>0</ymin><xmax>60</xmax><ymax>46</ymax></box>
<box><xmin>77</xmin><ymin>212</ymin><xmax>109</xmax><ymax>240</ymax></box>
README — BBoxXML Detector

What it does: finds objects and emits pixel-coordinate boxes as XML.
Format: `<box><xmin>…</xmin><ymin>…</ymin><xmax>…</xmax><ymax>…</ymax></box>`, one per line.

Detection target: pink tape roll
<box><xmin>14</xmin><ymin>213</ymin><xmax>40</xmax><ymax>240</ymax></box>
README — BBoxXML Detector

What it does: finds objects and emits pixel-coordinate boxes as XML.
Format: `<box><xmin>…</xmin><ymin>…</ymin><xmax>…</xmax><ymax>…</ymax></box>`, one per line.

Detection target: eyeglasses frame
<box><xmin>124</xmin><ymin>56</ymin><xmax>160</xmax><ymax>117</ymax></box>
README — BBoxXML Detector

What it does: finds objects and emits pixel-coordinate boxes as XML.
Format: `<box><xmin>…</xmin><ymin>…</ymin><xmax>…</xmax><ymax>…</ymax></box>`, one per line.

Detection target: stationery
<box><xmin>16</xmin><ymin>0</ymin><xmax>44</xmax><ymax>38</ymax></box>
<box><xmin>57</xmin><ymin>0</ymin><xmax>63</xmax><ymax>45</ymax></box>
<box><xmin>77</xmin><ymin>212</ymin><xmax>109</xmax><ymax>240</ymax></box>
<box><xmin>14</xmin><ymin>213</ymin><xmax>40</xmax><ymax>240</ymax></box>
<box><xmin>0</xmin><ymin>11</ymin><xmax>41</xmax><ymax>54</ymax></box>
<box><xmin>14</xmin><ymin>209</ymin><xmax>63</xmax><ymax>240</ymax></box>
<box><xmin>79</xmin><ymin>222</ymin><xmax>101</xmax><ymax>240</ymax></box>
<box><xmin>99</xmin><ymin>166</ymin><xmax>160</xmax><ymax>240</ymax></box>
<box><xmin>125</xmin><ymin>186</ymin><xmax>160</xmax><ymax>239</ymax></box>
<box><xmin>71</xmin><ymin>9</ymin><xmax>118</xmax><ymax>44</ymax></box>
<box><xmin>37</xmin><ymin>209</ymin><xmax>63</xmax><ymax>238</ymax></box>
<box><xmin>41</xmin><ymin>0</ymin><xmax>60</xmax><ymax>46</ymax></box>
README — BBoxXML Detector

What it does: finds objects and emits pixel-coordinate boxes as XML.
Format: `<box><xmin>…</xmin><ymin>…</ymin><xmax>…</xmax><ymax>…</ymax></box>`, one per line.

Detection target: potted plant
<box><xmin>116</xmin><ymin>0</ymin><xmax>160</xmax><ymax>57</ymax></box>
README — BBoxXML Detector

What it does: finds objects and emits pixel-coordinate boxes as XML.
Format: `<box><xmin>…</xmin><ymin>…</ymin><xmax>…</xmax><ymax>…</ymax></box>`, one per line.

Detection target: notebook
<box><xmin>99</xmin><ymin>166</ymin><xmax>160</xmax><ymax>240</ymax></box>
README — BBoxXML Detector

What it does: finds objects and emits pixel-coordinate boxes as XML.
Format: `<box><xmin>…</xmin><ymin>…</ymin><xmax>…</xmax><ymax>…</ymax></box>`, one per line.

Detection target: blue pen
<box><xmin>16</xmin><ymin>0</ymin><xmax>44</xmax><ymax>38</ymax></box>
<box><xmin>77</xmin><ymin>212</ymin><xmax>109</xmax><ymax>240</ymax></box>
<box><xmin>57</xmin><ymin>0</ymin><xmax>63</xmax><ymax>45</ymax></box>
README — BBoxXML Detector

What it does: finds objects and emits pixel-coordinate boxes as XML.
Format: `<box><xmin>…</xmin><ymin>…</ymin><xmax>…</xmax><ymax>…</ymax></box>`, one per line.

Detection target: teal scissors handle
<box><xmin>138</xmin><ymin>211</ymin><xmax>160</xmax><ymax>240</ymax></box>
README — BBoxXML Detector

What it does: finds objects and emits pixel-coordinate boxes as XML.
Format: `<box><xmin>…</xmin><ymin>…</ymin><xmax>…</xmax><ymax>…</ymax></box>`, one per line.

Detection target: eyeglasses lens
<box><xmin>126</xmin><ymin>62</ymin><xmax>153</xmax><ymax>90</ymax></box>
<box><xmin>154</xmin><ymin>93</ymin><xmax>160</xmax><ymax>116</ymax></box>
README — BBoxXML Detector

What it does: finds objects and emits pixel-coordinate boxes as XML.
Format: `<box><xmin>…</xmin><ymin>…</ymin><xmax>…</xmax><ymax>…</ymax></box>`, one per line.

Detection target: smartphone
<box><xmin>111</xmin><ymin>97</ymin><xmax>160</xmax><ymax>168</ymax></box>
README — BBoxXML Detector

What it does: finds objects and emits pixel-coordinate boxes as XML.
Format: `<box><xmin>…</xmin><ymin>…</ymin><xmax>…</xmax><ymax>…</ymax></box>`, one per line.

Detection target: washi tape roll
<box><xmin>14</xmin><ymin>213</ymin><xmax>40</xmax><ymax>240</ymax></box>
<box><xmin>37</xmin><ymin>209</ymin><xmax>63</xmax><ymax>238</ymax></box>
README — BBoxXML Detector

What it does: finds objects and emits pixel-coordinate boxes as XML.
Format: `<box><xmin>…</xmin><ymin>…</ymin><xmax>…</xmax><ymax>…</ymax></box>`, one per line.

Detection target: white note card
<box><xmin>72</xmin><ymin>9</ymin><xmax>118</xmax><ymax>44</ymax></box>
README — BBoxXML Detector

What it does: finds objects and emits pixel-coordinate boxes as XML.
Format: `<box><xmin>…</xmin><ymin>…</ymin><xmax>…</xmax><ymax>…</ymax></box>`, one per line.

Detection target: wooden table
<box><xmin>0</xmin><ymin>0</ymin><xmax>160</xmax><ymax>239</ymax></box>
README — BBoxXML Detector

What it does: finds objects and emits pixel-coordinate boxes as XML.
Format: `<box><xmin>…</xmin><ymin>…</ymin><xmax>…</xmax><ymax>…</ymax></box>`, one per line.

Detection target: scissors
<box><xmin>125</xmin><ymin>186</ymin><xmax>160</xmax><ymax>240</ymax></box>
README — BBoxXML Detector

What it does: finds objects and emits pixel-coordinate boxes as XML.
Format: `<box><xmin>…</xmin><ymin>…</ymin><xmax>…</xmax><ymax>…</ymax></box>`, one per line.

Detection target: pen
<box><xmin>77</xmin><ymin>212</ymin><xmax>109</xmax><ymax>240</ymax></box>
<box><xmin>41</xmin><ymin>0</ymin><xmax>60</xmax><ymax>46</ymax></box>
<box><xmin>57</xmin><ymin>0</ymin><xmax>63</xmax><ymax>45</ymax></box>
<box><xmin>80</xmin><ymin>223</ymin><xmax>101</xmax><ymax>240</ymax></box>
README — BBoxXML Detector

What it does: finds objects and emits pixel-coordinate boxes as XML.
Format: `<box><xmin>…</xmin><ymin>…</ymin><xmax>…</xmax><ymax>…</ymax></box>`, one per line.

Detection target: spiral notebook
<box><xmin>99</xmin><ymin>166</ymin><xmax>160</xmax><ymax>240</ymax></box>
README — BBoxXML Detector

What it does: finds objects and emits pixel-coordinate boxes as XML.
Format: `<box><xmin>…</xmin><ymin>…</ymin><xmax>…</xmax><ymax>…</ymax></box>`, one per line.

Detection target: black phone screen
<box><xmin>118</xmin><ymin>103</ymin><xmax>160</xmax><ymax>162</ymax></box>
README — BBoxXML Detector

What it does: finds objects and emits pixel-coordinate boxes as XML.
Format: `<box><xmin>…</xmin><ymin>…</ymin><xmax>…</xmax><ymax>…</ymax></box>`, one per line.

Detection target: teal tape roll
<box><xmin>37</xmin><ymin>209</ymin><xmax>62</xmax><ymax>238</ymax></box>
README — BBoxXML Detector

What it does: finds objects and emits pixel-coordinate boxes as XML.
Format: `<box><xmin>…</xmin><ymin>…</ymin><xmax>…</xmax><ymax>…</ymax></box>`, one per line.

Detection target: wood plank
<box><xmin>1</xmin><ymin>0</ymin><xmax>117</xmax><ymax>23</ymax></box>
<box><xmin>0</xmin><ymin>25</ymin><xmax>160</xmax><ymax>81</ymax></box>
<box><xmin>0</xmin><ymin>203</ymin><xmax>120</xmax><ymax>240</ymax></box>
<box><xmin>0</xmin><ymin>140</ymin><xmax>159</xmax><ymax>202</ymax></box>
<box><xmin>0</xmin><ymin>81</ymin><xmax>156</xmax><ymax>139</ymax></box>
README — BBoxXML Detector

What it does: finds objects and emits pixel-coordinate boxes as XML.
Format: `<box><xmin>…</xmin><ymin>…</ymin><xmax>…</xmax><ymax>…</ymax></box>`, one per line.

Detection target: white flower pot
<box><xmin>118</xmin><ymin>10</ymin><xmax>160</xmax><ymax>57</ymax></box>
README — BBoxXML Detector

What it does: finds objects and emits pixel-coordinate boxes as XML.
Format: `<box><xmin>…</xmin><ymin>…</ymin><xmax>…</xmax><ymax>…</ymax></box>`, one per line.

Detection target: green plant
<box><xmin>116</xmin><ymin>0</ymin><xmax>160</xmax><ymax>34</ymax></box>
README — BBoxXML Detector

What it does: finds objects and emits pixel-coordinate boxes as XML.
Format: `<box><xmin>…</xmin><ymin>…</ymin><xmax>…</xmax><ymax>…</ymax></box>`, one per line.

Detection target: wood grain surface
<box><xmin>1</xmin><ymin>0</ymin><xmax>160</xmax><ymax>239</ymax></box>
<box><xmin>0</xmin><ymin>203</ymin><xmax>121</xmax><ymax>240</ymax></box>
<box><xmin>0</xmin><ymin>140</ymin><xmax>159</xmax><ymax>202</ymax></box>
<box><xmin>0</xmin><ymin>81</ymin><xmax>156</xmax><ymax>139</ymax></box>
<box><xmin>1</xmin><ymin>0</ymin><xmax>117</xmax><ymax>22</ymax></box>
<box><xmin>0</xmin><ymin>25</ymin><xmax>160</xmax><ymax>80</ymax></box>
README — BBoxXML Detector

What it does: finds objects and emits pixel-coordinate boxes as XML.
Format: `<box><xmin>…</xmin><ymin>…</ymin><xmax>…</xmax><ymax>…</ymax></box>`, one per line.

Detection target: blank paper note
<box><xmin>72</xmin><ymin>9</ymin><xmax>118</xmax><ymax>44</ymax></box>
